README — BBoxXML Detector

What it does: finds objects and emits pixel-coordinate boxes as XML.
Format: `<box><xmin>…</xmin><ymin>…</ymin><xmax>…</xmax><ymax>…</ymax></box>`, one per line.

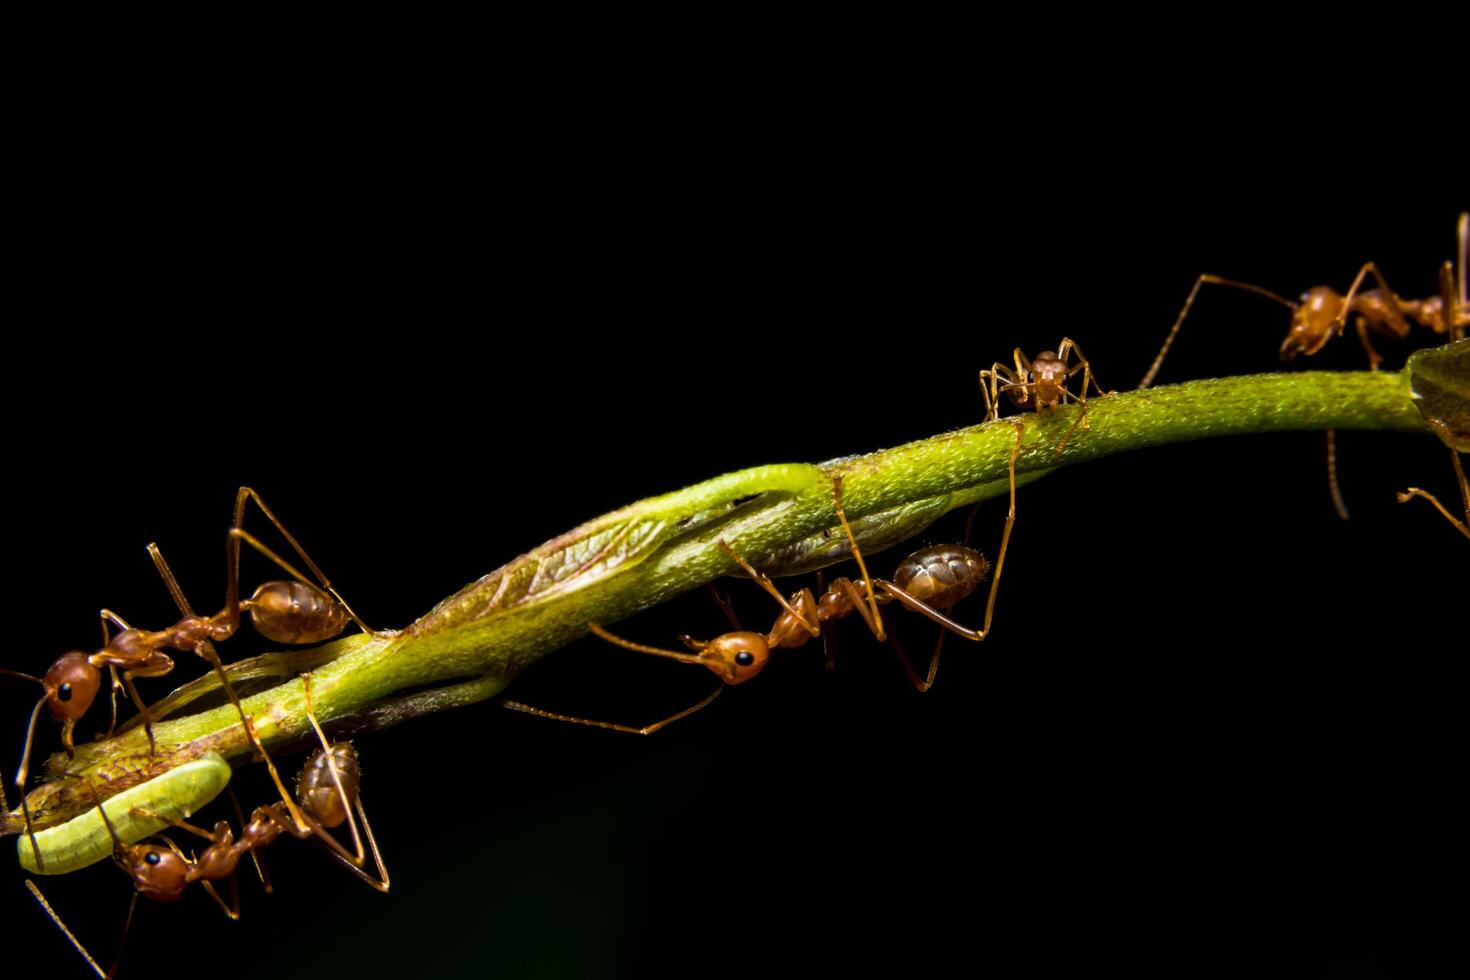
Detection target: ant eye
<box><xmin>144</xmin><ymin>851</ymin><xmax>161</xmax><ymax>866</ymax></box>
<box><xmin>735</xmin><ymin>651</ymin><xmax>755</xmax><ymax>667</ymax></box>
<box><xmin>1027</xmin><ymin>372</ymin><xmax>1035</xmax><ymax>383</ymax></box>
<box><xmin>58</xmin><ymin>683</ymin><xmax>73</xmax><ymax>702</ymax></box>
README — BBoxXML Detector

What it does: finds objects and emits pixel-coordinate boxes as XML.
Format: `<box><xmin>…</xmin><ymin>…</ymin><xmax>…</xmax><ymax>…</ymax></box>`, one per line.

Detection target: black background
<box><xmin>3</xmin><ymin>103</ymin><xmax>1463</xmax><ymax>979</ymax></box>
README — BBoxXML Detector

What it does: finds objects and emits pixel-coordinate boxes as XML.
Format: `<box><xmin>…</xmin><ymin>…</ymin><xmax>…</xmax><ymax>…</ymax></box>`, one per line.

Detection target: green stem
<box><xmin>3</xmin><ymin>369</ymin><xmax>1430</xmax><ymax>832</ymax></box>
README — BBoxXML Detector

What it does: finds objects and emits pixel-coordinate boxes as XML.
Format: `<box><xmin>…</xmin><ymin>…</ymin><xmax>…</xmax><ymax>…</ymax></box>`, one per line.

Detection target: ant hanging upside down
<box><xmin>504</xmin><ymin>419</ymin><xmax>1027</xmax><ymax>732</ymax></box>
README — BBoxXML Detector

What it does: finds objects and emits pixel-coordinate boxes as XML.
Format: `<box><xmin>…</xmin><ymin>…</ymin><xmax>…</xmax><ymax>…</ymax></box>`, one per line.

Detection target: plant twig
<box><xmin>2</xmin><ymin>367</ymin><xmax>1436</xmax><ymax>834</ymax></box>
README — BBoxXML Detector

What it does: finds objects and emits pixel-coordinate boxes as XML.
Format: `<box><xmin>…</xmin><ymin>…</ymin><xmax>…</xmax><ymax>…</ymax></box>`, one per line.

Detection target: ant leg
<box><xmin>1054</xmin><ymin>339</ymin><xmax>1106</xmax><ymax>448</ymax></box>
<box><xmin>980</xmin><ymin>363</ymin><xmax>1019</xmax><ymax>422</ymax></box>
<box><xmin>1397</xmin><ymin>451</ymin><xmax>1470</xmax><ymax>541</ymax></box>
<box><xmin>226</xmin><ymin>785</ymin><xmax>270</xmax><ymax>892</ymax></box>
<box><xmin>1331</xmin><ymin>263</ymin><xmax>1412</xmax><ymax>362</ymax></box>
<box><xmin>108</xmin><ymin>646</ymin><xmax>171</xmax><ymax>756</ymax></box>
<box><xmin>1325</xmin><ymin>267</ymin><xmax>1411</xmax><ymax>524</ymax></box>
<box><xmin>1056</xmin><ymin>337</ymin><xmax>1109</xmax><ymax>401</ymax></box>
<box><xmin>288</xmin><ymin>793</ymin><xmax>391</xmax><ymax>893</ymax></box>
<box><xmin>1326</xmin><ymin>431</ymin><xmax>1351</xmax><ymax>522</ymax></box>
<box><xmin>832</xmin><ymin>578</ymin><xmax>887</xmax><ymax>643</ymax></box>
<box><xmin>25</xmin><ymin>879</ymin><xmax>136</xmax><ymax>980</ymax></box>
<box><xmin>816</xmin><ymin>571</ymin><xmax>836</xmax><ymax>671</ymax></box>
<box><xmin>125</xmin><ymin>807</ymin><xmax>222</xmax><ymax>842</ymax></box>
<box><xmin>1354</xmin><ymin>318</ymin><xmax>1386</xmax><ymax>371</ymax></box>
<box><xmin>199</xmin><ymin>877</ymin><xmax>242</xmax><ymax>921</ymax></box>
<box><xmin>1441</xmin><ymin>260</ymin><xmax>1466</xmax><ymax>341</ymax></box>
<box><xmin>1140</xmin><ymin>275</ymin><xmax>1297</xmax><ymax>389</ymax></box>
<box><xmin>875</xmin><ymin>420</ymin><xmax>1023</xmax><ymax>643</ymax></box>
<box><xmin>147</xmin><ymin>543</ymin><xmax>314</xmax><ymax>835</ymax></box>
<box><xmin>268</xmin><ymin>671</ymin><xmax>395</xmax><ymax>892</ymax></box>
<box><xmin>705</xmin><ymin>582</ymin><xmax>743</xmax><ymax>632</ymax></box>
<box><xmin>1050</xmin><ymin>393</ymin><xmax>1091</xmax><ymax>454</ymax></box>
<box><xmin>339</xmin><ymin>795</ymin><xmax>391</xmax><ymax>893</ymax></box>
<box><xmin>503</xmin><ymin>686</ymin><xmax>723</xmax><ymax>736</ymax></box>
<box><xmin>116</xmin><ymin>656</ymin><xmax>174</xmax><ymax>756</ymax></box>
<box><xmin>1459</xmin><ymin>213</ymin><xmax>1468</xmax><ymax>311</ymax></box>
<box><xmin>716</xmin><ymin>540</ymin><xmax>820</xmax><ymax>636</ymax></box>
<box><xmin>159</xmin><ymin>835</ymin><xmax>240</xmax><ymax>921</ymax></box>
<box><xmin>13</xmin><ymin>696</ymin><xmax>48</xmax><ymax>870</ymax></box>
<box><xmin>233</xmin><ymin>488</ymin><xmax>373</xmax><ymax>635</ymax></box>
<box><xmin>679</xmin><ymin>581</ymin><xmax>756</xmax><ymax>653</ymax></box>
<box><xmin>98</xmin><ymin>610</ymin><xmax>130</xmax><ymax>644</ymax></box>
<box><xmin>1448</xmin><ymin>213</ymin><xmax>1468</xmax><ymax>333</ymax></box>
<box><xmin>831</xmin><ymin>475</ymin><xmax>884</xmax><ymax>641</ymax></box>
<box><xmin>886</xmin><ymin>628</ymin><xmax>943</xmax><ymax>693</ymax></box>
<box><xmin>98</xmin><ymin>611</ymin><xmax>131</xmax><ymax>737</ymax></box>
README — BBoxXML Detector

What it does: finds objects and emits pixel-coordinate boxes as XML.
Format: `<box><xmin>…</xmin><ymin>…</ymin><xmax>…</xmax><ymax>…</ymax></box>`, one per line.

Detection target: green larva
<box><xmin>17</xmin><ymin>754</ymin><xmax>231</xmax><ymax>875</ymax></box>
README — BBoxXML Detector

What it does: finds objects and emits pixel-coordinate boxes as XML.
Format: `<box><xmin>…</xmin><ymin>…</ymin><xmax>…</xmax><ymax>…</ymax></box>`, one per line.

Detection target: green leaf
<box><xmin>1405</xmin><ymin>338</ymin><xmax>1470</xmax><ymax>451</ymax></box>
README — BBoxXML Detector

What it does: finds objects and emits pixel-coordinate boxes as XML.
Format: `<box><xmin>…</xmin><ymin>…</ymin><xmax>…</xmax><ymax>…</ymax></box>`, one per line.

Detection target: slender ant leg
<box><xmin>1397</xmin><ymin>450</ymin><xmax>1470</xmax><ymax>542</ymax></box>
<box><xmin>503</xmin><ymin>688</ymin><xmax>724</xmax><ymax>735</ymax></box>
<box><xmin>24</xmin><ymin>880</ymin><xmax>136</xmax><ymax>980</ymax></box>
<box><xmin>98</xmin><ymin>611</ymin><xmax>129</xmax><ymax>738</ymax></box>
<box><xmin>1139</xmin><ymin>275</ymin><xmax>1296</xmax><ymax>390</ymax></box>
<box><xmin>716</xmin><ymin>540</ymin><xmax>821</xmax><ymax>637</ymax></box>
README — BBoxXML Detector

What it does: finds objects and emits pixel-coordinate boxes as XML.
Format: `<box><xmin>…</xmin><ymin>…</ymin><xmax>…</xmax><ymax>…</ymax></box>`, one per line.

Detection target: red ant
<box><xmin>1140</xmin><ymin>213</ymin><xmax>1469</xmax><ymax>525</ymax></box>
<box><xmin>979</xmin><ymin>339</ymin><xmax>1110</xmax><ymax>456</ymax></box>
<box><xmin>1</xmin><ymin>488</ymin><xmax>374</xmax><ymax>870</ymax></box>
<box><xmin>980</xmin><ymin>338</ymin><xmax>1109</xmax><ymax>424</ymax></box>
<box><xmin>25</xmin><ymin>673</ymin><xmax>387</xmax><ymax>979</ymax></box>
<box><xmin>503</xmin><ymin>421</ymin><xmax>1025</xmax><ymax>731</ymax></box>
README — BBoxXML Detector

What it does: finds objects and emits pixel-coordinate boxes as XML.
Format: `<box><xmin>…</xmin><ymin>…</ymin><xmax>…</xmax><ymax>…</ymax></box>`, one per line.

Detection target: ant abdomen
<box><xmin>296</xmin><ymin>743</ymin><xmax>361</xmax><ymax>828</ymax></box>
<box><xmin>891</xmin><ymin>545</ymin><xmax>989</xmax><ymax>610</ymax></box>
<box><xmin>246</xmin><ymin>580</ymin><xmax>349</xmax><ymax>644</ymax></box>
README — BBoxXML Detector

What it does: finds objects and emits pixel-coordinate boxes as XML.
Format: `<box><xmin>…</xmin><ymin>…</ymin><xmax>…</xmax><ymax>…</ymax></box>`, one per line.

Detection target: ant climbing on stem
<box><xmin>1</xmin><ymin>487</ymin><xmax>375</xmax><ymax>870</ymax></box>
<box><xmin>503</xmin><ymin>420</ymin><xmax>1025</xmax><ymax>732</ymax></box>
<box><xmin>1139</xmin><ymin>212</ymin><xmax>1469</xmax><ymax>526</ymax></box>
<box><xmin>980</xmin><ymin>339</ymin><xmax>1109</xmax><ymax>453</ymax></box>
<box><xmin>980</xmin><ymin>338</ymin><xmax>1108</xmax><ymax>422</ymax></box>
<box><xmin>25</xmin><ymin>672</ymin><xmax>388</xmax><ymax>979</ymax></box>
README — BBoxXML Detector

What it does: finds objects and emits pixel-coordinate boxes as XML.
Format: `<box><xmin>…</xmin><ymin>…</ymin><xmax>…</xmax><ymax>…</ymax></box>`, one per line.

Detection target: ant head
<box><xmin>1280</xmin><ymin>287</ymin><xmax>1342</xmax><ymax>360</ymax></box>
<box><xmin>1031</xmin><ymin>352</ymin><xmax>1069</xmax><ymax>393</ymax></box>
<box><xmin>120</xmin><ymin>842</ymin><xmax>189</xmax><ymax>902</ymax></box>
<box><xmin>1419</xmin><ymin>293</ymin><xmax>1447</xmax><ymax>333</ymax></box>
<box><xmin>702</xmin><ymin>633</ymin><xmax>770</xmax><ymax>684</ymax></box>
<box><xmin>43</xmin><ymin>652</ymin><xmax>101</xmax><ymax>722</ymax></box>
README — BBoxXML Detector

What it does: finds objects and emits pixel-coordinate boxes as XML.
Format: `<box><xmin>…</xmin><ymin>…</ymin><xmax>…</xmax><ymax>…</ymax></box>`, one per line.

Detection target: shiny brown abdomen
<box><xmin>296</xmin><ymin>743</ymin><xmax>361</xmax><ymax>829</ymax></box>
<box><xmin>248</xmin><ymin>581</ymin><xmax>349</xmax><ymax>644</ymax></box>
<box><xmin>891</xmin><ymin>545</ymin><xmax>989</xmax><ymax>609</ymax></box>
